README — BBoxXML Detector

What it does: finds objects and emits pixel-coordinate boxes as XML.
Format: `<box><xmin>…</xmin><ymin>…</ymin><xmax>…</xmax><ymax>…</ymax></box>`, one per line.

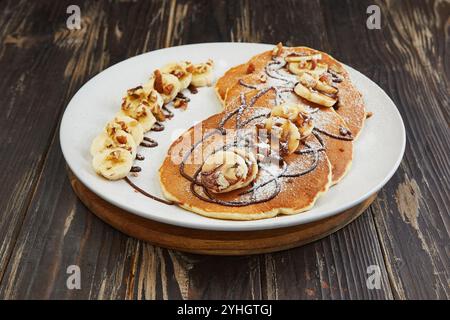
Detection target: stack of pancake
<box><xmin>159</xmin><ymin>44</ymin><xmax>366</xmax><ymax>220</ymax></box>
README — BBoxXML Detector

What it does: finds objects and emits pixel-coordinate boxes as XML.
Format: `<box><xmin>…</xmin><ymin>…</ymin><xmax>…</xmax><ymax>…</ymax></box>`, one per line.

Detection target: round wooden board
<box><xmin>68</xmin><ymin>170</ymin><xmax>376</xmax><ymax>255</ymax></box>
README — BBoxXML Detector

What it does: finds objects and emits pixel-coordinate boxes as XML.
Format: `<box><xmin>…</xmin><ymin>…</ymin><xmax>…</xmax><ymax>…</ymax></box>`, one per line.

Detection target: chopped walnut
<box><xmin>116</xmin><ymin>135</ymin><xmax>128</xmax><ymax>144</ymax></box>
<box><xmin>163</xmin><ymin>83</ymin><xmax>174</xmax><ymax>95</ymax></box>
<box><xmin>246</xmin><ymin>63</ymin><xmax>255</xmax><ymax>74</ymax></box>
<box><xmin>153</xmin><ymin>70</ymin><xmax>164</xmax><ymax>93</ymax></box>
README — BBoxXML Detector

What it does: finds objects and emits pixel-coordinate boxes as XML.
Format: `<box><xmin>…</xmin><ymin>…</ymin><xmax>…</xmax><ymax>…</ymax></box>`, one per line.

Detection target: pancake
<box><xmin>215</xmin><ymin>45</ymin><xmax>366</xmax><ymax>139</ymax></box>
<box><xmin>159</xmin><ymin>106</ymin><xmax>332</xmax><ymax>220</ymax></box>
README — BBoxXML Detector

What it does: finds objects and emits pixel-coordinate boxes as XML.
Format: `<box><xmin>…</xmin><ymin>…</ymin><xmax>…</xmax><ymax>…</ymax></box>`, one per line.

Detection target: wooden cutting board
<box><xmin>68</xmin><ymin>169</ymin><xmax>376</xmax><ymax>255</ymax></box>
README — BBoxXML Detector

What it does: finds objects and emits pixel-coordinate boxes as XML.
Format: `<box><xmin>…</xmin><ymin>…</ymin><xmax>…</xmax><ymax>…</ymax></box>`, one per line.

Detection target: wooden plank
<box><xmin>251</xmin><ymin>0</ymin><xmax>393</xmax><ymax>300</ymax></box>
<box><xmin>321</xmin><ymin>0</ymin><xmax>450</xmax><ymax>299</ymax></box>
<box><xmin>0</xmin><ymin>0</ymin><xmax>262</xmax><ymax>299</ymax></box>
<box><xmin>371</xmin><ymin>0</ymin><xmax>450</xmax><ymax>299</ymax></box>
<box><xmin>0</xmin><ymin>0</ymin><xmax>91</xmax><ymax>282</ymax></box>
<box><xmin>262</xmin><ymin>213</ymin><xmax>392</xmax><ymax>299</ymax></box>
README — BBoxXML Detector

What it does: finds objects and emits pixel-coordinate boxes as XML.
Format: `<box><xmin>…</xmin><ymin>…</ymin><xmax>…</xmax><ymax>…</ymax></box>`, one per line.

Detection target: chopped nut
<box><xmin>185</xmin><ymin>61</ymin><xmax>194</xmax><ymax>73</ymax></box>
<box><xmin>163</xmin><ymin>83</ymin><xmax>174</xmax><ymax>95</ymax></box>
<box><xmin>153</xmin><ymin>70</ymin><xmax>164</xmax><ymax>93</ymax></box>
<box><xmin>246</xmin><ymin>63</ymin><xmax>255</xmax><ymax>74</ymax></box>
<box><xmin>172</xmin><ymin>69</ymin><xmax>185</xmax><ymax>79</ymax></box>
<box><xmin>116</xmin><ymin>135</ymin><xmax>128</xmax><ymax>144</ymax></box>
<box><xmin>173</xmin><ymin>98</ymin><xmax>188</xmax><ymax>109</ymax></box>
<box><xmin>147</xmin><ymin>90</ymin><xmax>158</xmax><ymax>103</ymax></box>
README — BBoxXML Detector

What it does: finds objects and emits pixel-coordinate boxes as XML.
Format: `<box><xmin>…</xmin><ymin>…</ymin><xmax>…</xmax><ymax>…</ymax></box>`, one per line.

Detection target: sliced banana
<box><xmin>191</xmin><ymin>59</ymin><xmax>214</xmax><ymax>87</ymax></box>
<box><xmin>117</xmin><ymin>107</ymin><xmax>156</xmax><ymax>133</ymax></box>
<box><xmin>106</xmin><ymin>115</ymin><xmax>144</xmax><ymax>145</ymax></box>
<box><xmin>270</xmin><ymin>103</ymin><xmax>314</xmax><ymax>139</ymax></box>
<box><xmin>120</xmin><ymin>87</ymin><xmax>157</xmax><ymax>132</ymax></box>
<box><xmin>264</xmin><ymin>116</ymin><xmax>300</xmax><ymax>155</ymax></box>
<box><xmin>299</xmin><ymin>72</ymin><xmax>338</xmax><ymax>96</ymax></box>
<box><xmin>294</xmin><ymin>83</ymin><xmax>336</xmax><ymax>107</ymax></box>
<box><xmin>285</xmin><ymin>53</ymin><xmax>322</xmax><ymax>63</ymax></box>
<box><xmin>315</xmin><ymin>80</ymin><xmax>337</xmax><ymax>94</ymax></box>
<box><xmin>90</xmin><ymin>129</ymin><xmax>137</xmax><ymax>158</ymax></box>
<box><xmin>147</xmin><ymin>70</ymin><xmax>181</xmax><ymax>104</ymax></box>
<box><xmin>288</xmin><ymin>61</ymin><xmax>328</xmax><ymax>78</ymax></box>
<box><xmin>92</xmin><ymin>148</ymin><xmax>133</xmax><ymax>180</ymax></box>
<box><xmin>160</xmin><ymin>62</ymin><xmax>193</xmax><ymax>90</ymax></box>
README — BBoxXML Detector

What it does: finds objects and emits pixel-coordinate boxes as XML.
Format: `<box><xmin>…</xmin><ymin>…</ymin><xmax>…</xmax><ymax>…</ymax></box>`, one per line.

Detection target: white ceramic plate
<box><xmin>60</xmin><ymin>42</ymin><xmax>405</xmax><ymax>231</ymax></box>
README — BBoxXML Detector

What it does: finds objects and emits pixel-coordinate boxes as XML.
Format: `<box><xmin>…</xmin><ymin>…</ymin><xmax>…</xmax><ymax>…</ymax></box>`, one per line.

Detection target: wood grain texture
<box><xmin>321</xmin><ymin>0</ymin><xmax>450</xmax><ymax>299</ymax></box>
<box><xmin>0</xmin><ymin>0</ymin><xmax>448</xmax><ymax>300</ymax></box>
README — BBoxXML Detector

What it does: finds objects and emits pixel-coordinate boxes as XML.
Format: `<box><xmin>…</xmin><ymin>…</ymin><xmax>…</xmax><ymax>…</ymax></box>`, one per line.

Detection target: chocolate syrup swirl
<box><xmin>178</xmin><ymin>83</ymin><xmax>324</xmax><ymax>207</ymax></box>
<box><xmin>239</xmin><ymin>79</ymin><xmax>258</xmax><ymax>89</ymax></box>
<box><xmin>313</xmin><ymin>127</ymin><xmax>354</xmax><ymax>141</ymax></box>
<box><xmin>176</xmin><ymin>54</ymin><xmax>352</xmax><ymax>207</ymax></box>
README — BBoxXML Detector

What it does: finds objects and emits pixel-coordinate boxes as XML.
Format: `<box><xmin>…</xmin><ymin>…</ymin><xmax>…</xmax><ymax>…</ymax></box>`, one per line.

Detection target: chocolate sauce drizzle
<box><xmin>178</xmin><ymin>81</ymin><xmax>324</xmax><ymax>206</ymax></box>
<box><xmin>125</xmin><ymin>177</ymin><xmax>175</xmax><ymax>205</ymax></box>
<box><xmin>130</xmin><ymin>166</ymin><xmax>142</xmax><ymax>172</ymax></box>
<box><xmin>176</xmin><ymin>54</ymin><xmax>354</xmax><ymax>207</ymax></box>
<box><xmin>140</xmin><ymin>137</ymin><xmax>158</xmax><ymax>148</ymax></box>
<box><xmin>188</xmin><ymin>84</ymin><xmax>198</xmax><ymax>94</ymax></box>
<box><xmin>151</xmin><ymin>122</ymin><xmax>165</xmax><ymax>131</ymax></box>
<box><xmin>162</xmin><ymin>105</ymin><xmax>174</xmax><ymax>119</ymax></box>
<box><xmin>124</xmin><ymin>88</ymin><xmax>202</xmax><ymax>205</ymax></box>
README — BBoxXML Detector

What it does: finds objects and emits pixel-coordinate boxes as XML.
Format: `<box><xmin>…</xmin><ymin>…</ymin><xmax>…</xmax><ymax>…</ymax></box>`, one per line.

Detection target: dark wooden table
<box><xmin>0</xmin><ymin>0</ymin><xmax>448</xmax><ymax>300</ymax></box>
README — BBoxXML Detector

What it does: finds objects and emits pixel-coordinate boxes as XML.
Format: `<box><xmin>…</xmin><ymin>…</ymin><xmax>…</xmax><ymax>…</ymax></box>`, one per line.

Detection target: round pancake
<box><xmin>159</xmin><ymin>107</ymin><xmax>332</xmax><ymax>221</ymax></box>
<box><xmin>225</xmin><ymin>84</ymin><xmax>354</xmax><ymax>185</ymax></box>
<box><xmin>215</xmin><ymin>46</ymin><xmax>366</xmax><ymax>139</ymax></box>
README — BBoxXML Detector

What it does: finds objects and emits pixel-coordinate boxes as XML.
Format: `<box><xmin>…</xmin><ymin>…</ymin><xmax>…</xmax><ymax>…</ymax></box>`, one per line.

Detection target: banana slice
<box><xmin>271</xmin><ymin>102</ymin><xmax>308</xmax><ymax>121</ymax></box>
<box><xmin>285</xmin><ymin>53</ymin><xmax>322</xmax><ymax>63</ymax></box>
<box><xmin>191</xmin><ymin>59</ymin><xmax>214</xmax><ymax>87</ymax></box>
<box><xmin>270</xmin><ymin>103</ymin><xmax>315</xmax><ymax>139</ymax></box>
<box><xmin>315</xmin><ymin>80</ymin><xmax>337</xmax><ymax>94</ymax></box>
<box><xmin>264</xmin><ymin>116</ymin><xmax>300</xmax><ymax>155</ymax></box>
<box><xmin>160</xmin><ymin>62</ymin><xmax>193</xmax><ymax>90</ymax></box>
<box><xmin>92</xmin><ymin>148</ymin><xmax>133</xmax><ymax>180</ymax></box>
<box><xmin>294</xmin><ymin>82</ymin><xmax>336</xmax><ymax>107</ymax></box>
<box><xmin>90</xmin><ymin>129</ymin><xmax>137</xmax><ymax>158</ymax></box>
<box><xmin>106</xmin><ymin>115</ymin><xmax>144</xmax><ymax>145</ymax></box>
<box><xmin>299</xmin><ymin>72</ymin><xmax>337</xmax><ymax>95</ymax></box>
<box><xmin>147</xmin><ymin>70</ymin><xmax>181</xmax><ymax>104</ymax></box>
<box><xmin>120</xmin><ymin>87</ymin><xmax>157</xmax><ymax>132</ymax></box>
<box><xmin>288</xmin><ymin>61</ymin><xmax>328</xmax><ymax>78</ymax></box>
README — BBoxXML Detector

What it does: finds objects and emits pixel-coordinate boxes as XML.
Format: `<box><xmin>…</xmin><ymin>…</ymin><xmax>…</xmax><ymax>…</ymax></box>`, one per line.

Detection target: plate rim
<box><xmin>60</xmin><ymin>42</ymin><xmax>406</xmax><ymax>231</ymax></box>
